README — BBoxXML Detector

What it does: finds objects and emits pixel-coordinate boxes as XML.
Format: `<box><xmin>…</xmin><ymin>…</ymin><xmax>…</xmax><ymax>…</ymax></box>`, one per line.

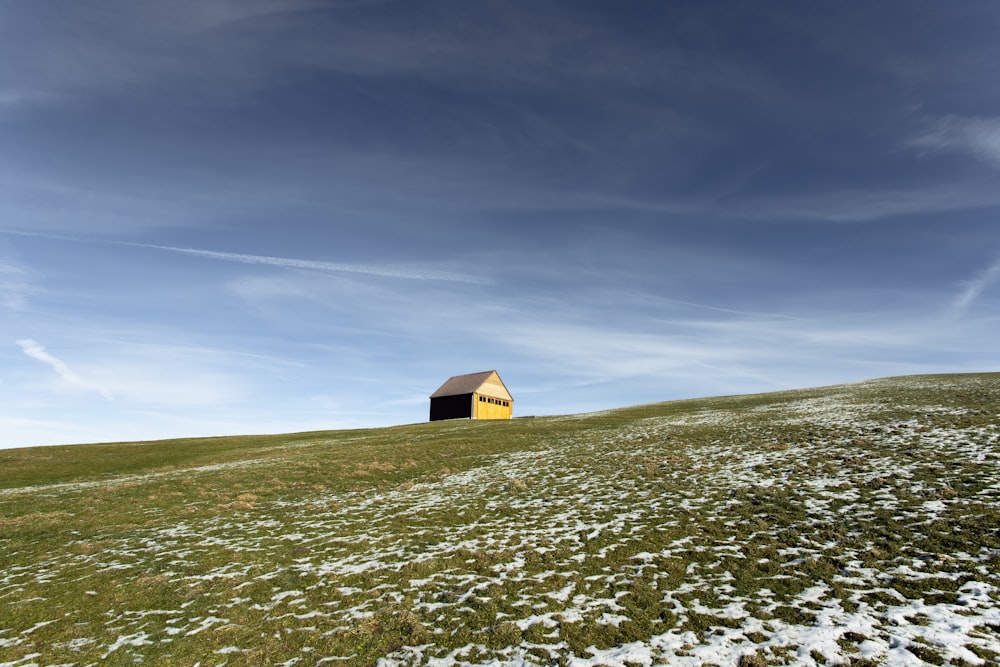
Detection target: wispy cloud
<box><xmin>0</xmin><ymin>231</ymin><xmax>486</xmax><ymax>284</ymax></box>
<box><xmin>16</xmin><ymin>339</ymin><xmax>114</xmax><ymax>401</ymax></box>
<box><xmin>0</xmin><ymin>90</ymin><xmax>56</xmax><ymax>112</ymax></box>
<box><xmin>125</xmin><ymin>242</ymin><xmax>488</xmax><ymax>284</ymax></box>
<box><xmin>910</xmin><ymin>116</ymin><xmax>1000</xmax><ymax>168</ymax></box>
<box><xmin>953</xmin><ymin>257</ymin><xmax>1000</xmax><ymax>316</ymax></box>
<box><xmin>0</xmin><ymin>262</ymin><xmax>31</xmax><ymax>311</ymax></box>
<box><xmin>730</xmin><ymin>182</ymin><xmax>1000</xmax><ymax>223</ymax></box>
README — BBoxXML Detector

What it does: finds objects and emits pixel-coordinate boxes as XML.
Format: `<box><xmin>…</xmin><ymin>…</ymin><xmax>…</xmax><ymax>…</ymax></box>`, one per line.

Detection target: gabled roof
<box><xmin>430</xmin><ymin>370</ymin><xmax>513</xmax><ymax>401</ymax></box>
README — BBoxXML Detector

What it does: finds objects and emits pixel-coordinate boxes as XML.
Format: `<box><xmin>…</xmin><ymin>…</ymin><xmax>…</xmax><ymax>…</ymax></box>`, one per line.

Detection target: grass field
<box><xmin>2</xmin><ymin>373</ymin><xmax>999</xmax><ymax>666</ymax></box>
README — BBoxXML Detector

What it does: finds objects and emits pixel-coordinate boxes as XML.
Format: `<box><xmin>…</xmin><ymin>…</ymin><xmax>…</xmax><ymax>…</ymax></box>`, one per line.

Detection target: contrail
<box><xmin>119</xmin><ymin>242</ymin><xmax>489</xmax><ymax>284</ymax></box>
<box><xmin>0</xmin><ymin>229</ymin><xmax>489</xmax><ymax>284</ymax></box>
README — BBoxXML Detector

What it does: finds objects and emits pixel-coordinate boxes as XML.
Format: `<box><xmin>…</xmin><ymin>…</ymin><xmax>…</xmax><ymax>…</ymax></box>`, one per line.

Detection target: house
<box><xmin>429</xmin><ymin>370</ymin><xmax>513</xmax><ymax>421</ymax></box>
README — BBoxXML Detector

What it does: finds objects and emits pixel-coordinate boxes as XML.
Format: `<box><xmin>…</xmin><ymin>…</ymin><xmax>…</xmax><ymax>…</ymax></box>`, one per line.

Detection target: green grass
<box><xmin>1</xmin><ymin>373</ymin><xmax>999</xmax><ymax>666</ymax></box>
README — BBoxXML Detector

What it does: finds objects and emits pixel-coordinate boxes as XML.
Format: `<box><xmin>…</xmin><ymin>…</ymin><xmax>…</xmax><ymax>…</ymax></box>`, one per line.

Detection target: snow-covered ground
<box><xmin>1</xmin><ymin>376</ymin><xmax>998</xmax><ymax>665</ymax></box>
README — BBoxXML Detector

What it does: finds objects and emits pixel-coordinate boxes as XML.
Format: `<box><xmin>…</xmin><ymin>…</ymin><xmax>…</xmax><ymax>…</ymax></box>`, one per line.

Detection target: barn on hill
<box><xmin>429</xmin><ymin>370</ymin><xmax>513</xmax><ymax>421</ymax></box>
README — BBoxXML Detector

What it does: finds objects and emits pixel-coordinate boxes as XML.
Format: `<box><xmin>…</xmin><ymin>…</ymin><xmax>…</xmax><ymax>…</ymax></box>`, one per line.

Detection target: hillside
<box><xmin>1</xmin><ymin>374</ymin><xmax>999</xmax><ymax>666</ymax></box>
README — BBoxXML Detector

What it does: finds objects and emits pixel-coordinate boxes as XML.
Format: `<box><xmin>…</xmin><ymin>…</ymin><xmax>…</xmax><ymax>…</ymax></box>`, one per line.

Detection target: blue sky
<box><xmin>2</xmin><ymin>1</ymin><xmax>999</xmax><ymax>449</ymax></box>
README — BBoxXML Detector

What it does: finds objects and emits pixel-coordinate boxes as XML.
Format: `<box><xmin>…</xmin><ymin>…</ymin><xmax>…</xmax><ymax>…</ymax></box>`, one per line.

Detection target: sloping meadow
<box><xmin>1</xmin><ymin>374</ymin><xmax>999</xmax><ymax>666</ymax></box>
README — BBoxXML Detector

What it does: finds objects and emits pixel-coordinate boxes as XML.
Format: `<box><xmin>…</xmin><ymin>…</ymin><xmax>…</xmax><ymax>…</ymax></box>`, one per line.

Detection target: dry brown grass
<box><xmin>0</xmin><ymin>511</ymin><xmax>73</xmax><ymax>528</ymax></box>
<box><xmin>224</xmin><ymin>492</ymin><xmax>258</xmax><ymax>510</ymax></box>
<box><xmin>738</xmin><ymin>651</ymin><xmax>770</xmax><ymax>667</ymax></box>
<box><xmin>503</xmin><ymin>477</ymin><xmax>532</xmax><ymax>492</ymax></box>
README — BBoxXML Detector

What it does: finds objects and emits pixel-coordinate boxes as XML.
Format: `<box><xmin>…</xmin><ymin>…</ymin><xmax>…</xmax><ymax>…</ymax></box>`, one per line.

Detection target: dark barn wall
<box><xmin>429</xmin><ymin>393</ymin><xmax>473</xmax><ymax>421</ymax></box>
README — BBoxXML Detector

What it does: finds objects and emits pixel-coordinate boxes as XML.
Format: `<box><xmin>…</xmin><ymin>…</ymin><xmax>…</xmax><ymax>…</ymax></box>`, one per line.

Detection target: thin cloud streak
<box><xmin>16</xmin><ymin>339</ymin><xmax>114</xmax><ymax>401</ymax></box>
<box><xmin>0</xmin><ymin>230</ymin><xmax>488</xmax><ymax>284</ymax></box>
<box><xmin>953</xmin><ymin>258</ymin><xmax>1000</xmax><ymax>315</ymax></box>
<box><xmin>0</xmin><ymin>263</ymin><xmax>31</xmax><ymax>311</ymax></box>
<box><xmin>125</xmin><ymin>243</ymin><xmax>489</xmax><ymax>284</ymax></box>
<box><xmin>911</xmin><ymin>116</ymin><xmax>1000</xmax><ymax>168</ymax></box>
<box><xmin>731</xmin><ymin>182</ymin><xmax>1000</xmax><ymax>223</ymax></box>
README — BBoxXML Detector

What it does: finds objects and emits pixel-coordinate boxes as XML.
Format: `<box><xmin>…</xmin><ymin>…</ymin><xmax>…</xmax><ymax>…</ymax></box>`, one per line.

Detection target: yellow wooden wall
<box><xmin>473</xmin><ymin>393</ymin><xmax>512</xmax><ymax>419</ymax></box>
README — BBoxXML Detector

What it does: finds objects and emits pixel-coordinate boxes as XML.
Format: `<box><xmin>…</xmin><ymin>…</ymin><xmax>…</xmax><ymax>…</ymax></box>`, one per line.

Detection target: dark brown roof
<box><xmin>430</xmin><ymin>370</ymin><xmax>513</xmax><ymax>401</ymax></box>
